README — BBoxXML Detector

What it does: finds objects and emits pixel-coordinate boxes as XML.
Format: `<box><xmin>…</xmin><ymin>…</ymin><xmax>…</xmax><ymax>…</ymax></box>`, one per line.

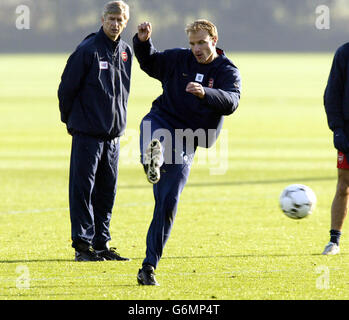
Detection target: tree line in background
<box><xmin>0</xmin><ymin>0</ymin><xmax>348</xmax><ymax>52</ymax></box>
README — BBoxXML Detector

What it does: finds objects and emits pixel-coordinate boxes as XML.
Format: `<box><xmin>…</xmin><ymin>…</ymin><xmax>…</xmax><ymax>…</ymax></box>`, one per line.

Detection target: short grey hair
<box><xmin>102</xmin><ymin>1</ymin><xmax>129</xmax><ymax>21</ymax></box>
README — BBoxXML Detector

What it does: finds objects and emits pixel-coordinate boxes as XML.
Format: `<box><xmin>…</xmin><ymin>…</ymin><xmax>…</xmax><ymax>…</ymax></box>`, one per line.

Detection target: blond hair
<box><xmin>185</xmin><ymin>19</ymin><xmax>218</xmax><ymax>41</ymax></box>
<box><xmin>102</xmin><ymin>1</ymin><xmax>129</xmax><ymax>21</ymax></box>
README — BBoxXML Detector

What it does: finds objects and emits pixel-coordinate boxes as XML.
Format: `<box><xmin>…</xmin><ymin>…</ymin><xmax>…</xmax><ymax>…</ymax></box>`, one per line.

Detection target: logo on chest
<box><xmin>195</xmin><ymin>73</ymin><xmax>204</xmax><ymax>83</ymax></box>
<box><xmin>99</xmin><ymin>61</ymin><xmax>108</xmax><ymax>70</ymax></box>
<box><xmin>121</xmin><ymin>51</ymin><xmax>128</xmax><ymax>62</ymax></box>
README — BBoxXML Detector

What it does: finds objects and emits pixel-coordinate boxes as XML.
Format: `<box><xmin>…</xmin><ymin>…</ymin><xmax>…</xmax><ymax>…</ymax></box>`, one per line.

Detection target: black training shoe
<box><xmin>137</xmin><ymin>265</ymin><xmax>159</xmax><ymax>286</ymax></box>
<box><xmin>75</xmin><ymin>246</ymin><xmax>105</xmax><ymax>262</ymax></box>
<box><xmin>95</xmin><ymin>247</ymin><xmax>130</xmax><ymax>261</ymax></box>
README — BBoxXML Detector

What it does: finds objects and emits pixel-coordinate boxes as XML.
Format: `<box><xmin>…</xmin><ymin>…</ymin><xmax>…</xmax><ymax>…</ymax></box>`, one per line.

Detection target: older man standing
<box><xmin>58</xmin><ymin>1</ymin><xmax>132</xmax><ymax>261</ymax></box>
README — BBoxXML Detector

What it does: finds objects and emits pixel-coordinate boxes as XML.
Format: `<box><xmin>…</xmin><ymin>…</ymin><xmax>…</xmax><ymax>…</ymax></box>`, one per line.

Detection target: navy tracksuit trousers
<box><xmin>69</xmin><ymin>133</ymin><xmax>120</xmax><ymax>249</ymax></box>
<box><xmin>140</xmin><ymin>113</ymin><xmax>196</xmax><ymax>268</ymax></box>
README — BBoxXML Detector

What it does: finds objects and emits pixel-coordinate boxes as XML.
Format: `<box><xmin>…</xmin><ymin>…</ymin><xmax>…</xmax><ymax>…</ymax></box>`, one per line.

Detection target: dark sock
<box><xmin>142</xmin><ymin>263</ymin><xmax>155</xmax><ymax>271</ymax></box>
<box><xmin>330</xmin><ymin>229</ymin><xmax>342</xmax><ymax>245</ymax></box>
<box><xmin>72</xmin><ymin>241</ymin><xmax>90</xmax><ymax>251</ymax></box>
<box><xmin>93</xmin><ymin>243</ymin><xmax>109</xmax><ymax>251</ymax></box>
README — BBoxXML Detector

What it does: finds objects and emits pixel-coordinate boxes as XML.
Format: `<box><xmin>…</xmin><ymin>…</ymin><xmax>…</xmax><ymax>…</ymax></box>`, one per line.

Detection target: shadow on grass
<box><xmin>0</xmin><ymin>259</ymin><xmax>74</xmax><ymax>264</ymax></box>
<box><xmin>118</xmin><ymin>176</ymin><xmax>336</xmax><ymax>189</ymax></box>
<box><xmin>0</xmin><ymin>250</ymin><xmax>345</xmax><ymax>264</ymax></box>
<box><xmin>0</xmin><ymin>283</ymin><xmax>137</xmax><ymax>299</ymax></box>
<box><xmin>161</xmin><ymin>253</ymin><xmax>348</xmax><ymax>259</ymax></box>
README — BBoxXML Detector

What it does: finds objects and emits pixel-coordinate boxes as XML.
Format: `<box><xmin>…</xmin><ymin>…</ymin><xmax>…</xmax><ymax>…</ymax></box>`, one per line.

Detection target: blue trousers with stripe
<box><xmin>69</xmin><ymin>133</ymin><xmax>120</xmax><ymax>249</ymax></box>
<box><xmin>140</xmin><ymin>113</ymin><xmax>196</xmax><ymax>268</ymax></box>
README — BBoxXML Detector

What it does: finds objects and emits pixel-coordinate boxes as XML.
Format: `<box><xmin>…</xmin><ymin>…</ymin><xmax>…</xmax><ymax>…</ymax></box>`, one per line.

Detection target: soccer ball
<box><xmin>279</xmin><ymin>184</ymin><xmax>317</xmax><ymax>219</ymax></box>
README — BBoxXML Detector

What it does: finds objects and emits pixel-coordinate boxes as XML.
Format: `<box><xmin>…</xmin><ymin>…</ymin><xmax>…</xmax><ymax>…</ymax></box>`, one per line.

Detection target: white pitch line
<box><xmin>0</xmin><ymin>207</ymin><xmax>69</xmax><ymax>215</ymax></box>
<box><xmin>0</xmin><ymin>269</ymin><xmax>294</xmax><ymax>284</ymax></box>
<box><xmin>0</xmin><ymin>203</ymin><xmax>154</xmax><ymax>215</ymax></box>
<box><xmin>0</xmin><ymin>194</ymin><xmax>262</xmax><ymax>215</ymax></box>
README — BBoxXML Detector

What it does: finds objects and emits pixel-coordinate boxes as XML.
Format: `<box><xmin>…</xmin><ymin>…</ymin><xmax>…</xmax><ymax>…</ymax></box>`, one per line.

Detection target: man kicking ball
<box><xmin>133</xmin><ymin>20</ymin><xmax>241</xmax><ymax>285</ymax></box>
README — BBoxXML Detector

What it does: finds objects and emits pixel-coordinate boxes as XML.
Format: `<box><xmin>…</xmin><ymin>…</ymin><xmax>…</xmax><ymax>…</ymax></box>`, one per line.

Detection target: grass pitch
<box><xmin>0</xmin><ymin>52</ymin><xmax>347</xmax><ymax>300</ymax></box>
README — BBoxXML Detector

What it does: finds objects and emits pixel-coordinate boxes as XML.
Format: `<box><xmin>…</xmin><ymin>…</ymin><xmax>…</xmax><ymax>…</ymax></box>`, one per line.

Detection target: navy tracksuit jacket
<box><xmin>133</xmin><ymin>35</ymin><xmax>241</xmax><ymax>268</ymax></box>
<box><xmin>58</xmin><ymin>27</ymin><xmax>132</xmax><ymax>248</ymax></box>
<box><xmin>324</xmin><ymin>42</ymin><xmax>349</xmax><ymax>136</ymax></box>
<box><xmin>58</xmin><ymin>27</ymin><xmax>132</xmax><ymax>138</ymax></box>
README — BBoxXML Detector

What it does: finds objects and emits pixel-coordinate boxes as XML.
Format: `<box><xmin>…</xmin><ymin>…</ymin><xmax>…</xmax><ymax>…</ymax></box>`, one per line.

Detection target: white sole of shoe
<box><xmin>145</xmin><ymin>139</ymin><xmax>162</xmax><ymax>184</ymax></box>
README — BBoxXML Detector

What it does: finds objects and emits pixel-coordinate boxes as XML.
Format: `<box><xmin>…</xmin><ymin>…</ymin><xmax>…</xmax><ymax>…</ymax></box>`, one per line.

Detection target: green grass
<box><xmin>0</xmin><ymin>52</ymin><xmax>346</xmax><ymax>300</ymax></box>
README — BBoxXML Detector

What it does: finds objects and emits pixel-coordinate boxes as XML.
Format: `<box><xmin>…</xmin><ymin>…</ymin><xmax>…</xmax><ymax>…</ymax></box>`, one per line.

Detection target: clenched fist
<box><xmin>186</xmin><ymin>82</ymin><xmax>205</xmax><ymax>99</ymax></box>
<box><xmin>137</xmin><ymin>22</ymin><xmax>152</xmax><ymax>42</ymax></box>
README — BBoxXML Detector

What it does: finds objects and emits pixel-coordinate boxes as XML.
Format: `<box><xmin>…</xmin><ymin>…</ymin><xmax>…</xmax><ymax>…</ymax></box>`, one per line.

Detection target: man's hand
<box><xmin>334</xmin><ymin>128</ymin><xmax>349</xmax><ymax>153</ymax></box>
<box><xmin>137</xmin><ymin>22</ymin><xmax>152</xmax><ymax>42</ymax></box>
<box><xmin>186</xmin><ymin>82</ymin><xmax>205</xmax><ymax>99</ymax></box>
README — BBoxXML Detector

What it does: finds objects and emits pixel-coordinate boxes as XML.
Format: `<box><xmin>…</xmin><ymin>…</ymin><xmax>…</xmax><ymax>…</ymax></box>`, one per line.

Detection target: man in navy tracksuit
<box><xmin>323</xmin><ymin>43</ymin><xmax>349</xmax><ymax>255</ymax></box>
<box><xmin>58</xmin><ymin>1</ymin><xmax>132</xmax><ymax>261</ymax></box>
<box><xmin>134</xmin><ymin>20</ymin><xmax>241</xmax><ymax>285</ymax></box>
